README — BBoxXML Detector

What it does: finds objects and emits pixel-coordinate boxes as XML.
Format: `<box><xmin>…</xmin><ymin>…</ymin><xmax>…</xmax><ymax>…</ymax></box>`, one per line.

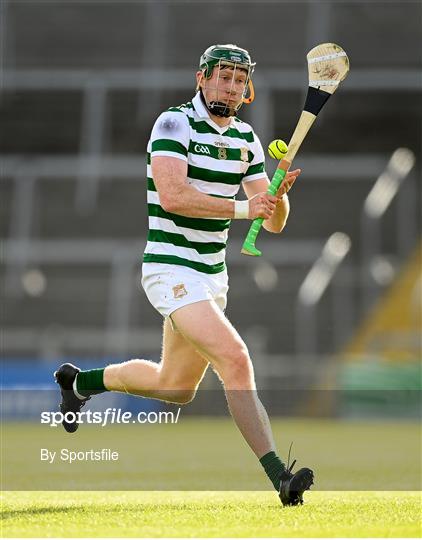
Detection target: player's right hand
<box><xmin>248</xmin><ymin>192</ymin><xmax>278</xmax><ymax>219</ymax></box>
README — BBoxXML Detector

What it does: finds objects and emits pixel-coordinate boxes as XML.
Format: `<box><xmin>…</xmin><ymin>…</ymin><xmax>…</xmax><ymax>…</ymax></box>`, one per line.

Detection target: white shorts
<box><xmin>141</xmin><ymin>263</ymin><xmax>229</xmax><ymax>319</ymax></box>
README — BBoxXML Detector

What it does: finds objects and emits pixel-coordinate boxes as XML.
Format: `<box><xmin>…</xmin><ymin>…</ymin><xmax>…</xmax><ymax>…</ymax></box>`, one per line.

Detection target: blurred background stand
<box><xmin>1</xmin><ymin>0</ymin><xmax>420</xmax><ymax>419</ymax></box>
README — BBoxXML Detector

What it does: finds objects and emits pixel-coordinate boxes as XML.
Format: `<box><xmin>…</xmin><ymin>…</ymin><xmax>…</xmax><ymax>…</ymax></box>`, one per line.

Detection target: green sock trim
<box><xmin>260</xmin><ymin>451</ymin><xmax>286</xmax><ymax>491</ymax></box>
<box><xmin>76</xmin><ymin>368</ymin><xmax>107</xmax><ymax>398</ymax></box>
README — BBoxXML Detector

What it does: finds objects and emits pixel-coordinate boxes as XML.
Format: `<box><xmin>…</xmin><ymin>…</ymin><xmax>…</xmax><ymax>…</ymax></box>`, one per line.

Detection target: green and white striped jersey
<box><xmin>144</xmin><ymin>92</ymin><xmax>268</xmax><ymax>274</ymax></box>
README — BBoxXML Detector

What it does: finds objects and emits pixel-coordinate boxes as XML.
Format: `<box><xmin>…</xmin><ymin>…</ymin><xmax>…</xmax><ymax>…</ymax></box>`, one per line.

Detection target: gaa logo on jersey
<box><xmin>194</xmin><ymin>144</ymin><xmax>210</xmax><ymax>155</ymax></box>
<box><xmin>240</xmin><ymin>147</ymin><xmax>249</xmax><ymax>162</ymax></box>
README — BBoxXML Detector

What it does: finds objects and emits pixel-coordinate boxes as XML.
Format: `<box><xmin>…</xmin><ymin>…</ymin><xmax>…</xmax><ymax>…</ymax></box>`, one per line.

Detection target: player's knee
<box><xmin>158</xmin><ymin>373</ymin><xmax>199</xmax><ymax>404</ymax></box>
<box><xmin>222</xmin><ymin>347</ymin><xmax>252</xmax><ymax>383</ymax></box>
<box><xmin>179</xmin><ymin>388</ymin><xmax>197</xmax><ymax>404</ymax></box>
<box><xmin>167</xmin><ymin>388</ymin><xmax>197</xmax><ymax>405</ymax></box>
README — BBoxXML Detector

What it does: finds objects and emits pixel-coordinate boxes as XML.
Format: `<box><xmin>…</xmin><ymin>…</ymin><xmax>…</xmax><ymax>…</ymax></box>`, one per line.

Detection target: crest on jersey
<box><xmin>240</xmin><ymin>147</ymin><xmax>249</xmax><ymax>162</ymax></box>
<box><xmin>218</xmin><ymin>147</ymin><xmax>227</xmax><ymax>160</ymax></box>
<box><xmin>173</xmin><ymin>283</ymin><xmax>188</xmax><ymax>299</ymax></box>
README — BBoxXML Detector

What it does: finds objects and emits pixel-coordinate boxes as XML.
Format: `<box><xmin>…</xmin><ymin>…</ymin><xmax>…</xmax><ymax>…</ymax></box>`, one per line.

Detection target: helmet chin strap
<box><xmin>200</xmin><ymin>90</ymin><xmax>236</xmax><ymax>118</ymax></box>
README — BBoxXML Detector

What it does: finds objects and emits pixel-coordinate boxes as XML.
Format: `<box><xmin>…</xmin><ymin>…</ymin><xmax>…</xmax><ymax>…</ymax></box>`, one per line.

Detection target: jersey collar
<box><xmin>192</xmin><ymin>92</ymin><xmax>235</xmax><ymax>134</ymax></box>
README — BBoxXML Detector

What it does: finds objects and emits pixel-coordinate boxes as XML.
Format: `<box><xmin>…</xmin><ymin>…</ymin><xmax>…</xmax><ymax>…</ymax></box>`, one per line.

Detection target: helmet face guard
<box><xmin>198</xmin><ymin>44</ymin><xmax>256</xmax><ymax>117</ymax></box>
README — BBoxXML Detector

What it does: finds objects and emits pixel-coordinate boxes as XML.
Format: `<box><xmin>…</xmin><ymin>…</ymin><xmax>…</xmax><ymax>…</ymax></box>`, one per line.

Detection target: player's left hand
<box><xmin>276</xmin><ymin>168</ymin><xmax>301</xmax><ymax>198</ymax></box>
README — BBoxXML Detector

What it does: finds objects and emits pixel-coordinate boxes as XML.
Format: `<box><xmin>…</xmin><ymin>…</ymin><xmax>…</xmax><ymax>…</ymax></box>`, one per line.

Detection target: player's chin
<box><xmin>229</xmin><ymin>100</ymin><xmax>241</xmax><ymax>109</ymax></box>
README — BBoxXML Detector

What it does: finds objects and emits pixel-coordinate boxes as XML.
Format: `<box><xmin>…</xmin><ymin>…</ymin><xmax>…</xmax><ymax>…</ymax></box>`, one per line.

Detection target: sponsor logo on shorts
<box><xmin>173</xmin><ymin>283</ymin><xmax>188</xmax><ymax>299</ymax></box>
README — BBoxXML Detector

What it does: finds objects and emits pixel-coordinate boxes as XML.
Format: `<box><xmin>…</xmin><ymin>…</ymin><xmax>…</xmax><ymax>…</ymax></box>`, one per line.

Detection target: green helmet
<box><xmin>199</xmin><ymin>44</ymin><xmax>256</xmax><ymax>79</ymax></box>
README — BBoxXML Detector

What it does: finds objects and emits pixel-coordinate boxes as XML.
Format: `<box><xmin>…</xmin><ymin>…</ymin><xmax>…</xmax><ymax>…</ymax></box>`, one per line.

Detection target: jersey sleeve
<box><xmin>242</xmin><ymin>132</ymin><xmax>269</xmax><ymax>183</ymax></box>
<box><xmin>149</xmin><ymin>111</ymin><xmax>190</xmax><ymax>162</ymax></box>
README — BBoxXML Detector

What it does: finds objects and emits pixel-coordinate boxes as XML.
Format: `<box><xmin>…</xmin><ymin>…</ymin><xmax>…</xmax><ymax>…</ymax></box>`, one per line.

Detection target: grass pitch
<box><xmin>2</xmin><ymin>490</ymin><xmax>421</xmax><ymax>537</ymax></box>
<box><xmin>3</xmin><ymin>418</ymin><xmax>420</xmax><ymax>491</ymax></box>
<box><xmin>2</xmin><ymin>418</ymin><xmax>421</xmax><ymax>537</ymax></box>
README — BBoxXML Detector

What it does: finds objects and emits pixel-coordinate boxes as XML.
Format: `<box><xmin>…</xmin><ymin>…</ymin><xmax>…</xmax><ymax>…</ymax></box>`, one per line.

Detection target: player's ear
<box><xmin>195</xmin><ymin>71</ymin><xmax>204</xmax><ymax>92</ymax></box>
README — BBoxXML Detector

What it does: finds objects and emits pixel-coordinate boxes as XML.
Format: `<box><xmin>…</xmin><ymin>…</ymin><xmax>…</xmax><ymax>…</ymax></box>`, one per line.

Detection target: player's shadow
<box><xmin>2</xmin><ymin>503</ymin><xmax>157</xmax><ymax>521</ymax></box>
<box><xmin>1</xmin><ymin>505</ymin><xmax>87</xmax><ymax>520</ymax></box>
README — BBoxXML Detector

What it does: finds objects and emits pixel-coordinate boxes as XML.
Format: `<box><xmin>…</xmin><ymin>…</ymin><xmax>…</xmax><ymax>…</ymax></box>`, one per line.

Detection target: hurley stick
<box><xmin>241</xmin><ymin>43</ymin><xmax>350</xmax><ymax>256</ymax></box>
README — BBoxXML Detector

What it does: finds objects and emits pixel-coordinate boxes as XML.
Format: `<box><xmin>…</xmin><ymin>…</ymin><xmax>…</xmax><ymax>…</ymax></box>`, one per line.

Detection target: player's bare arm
<box><xmin>152</xmin><ymin>155</ymin><xmax>279</xmax><ymax>220</ymax></box>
